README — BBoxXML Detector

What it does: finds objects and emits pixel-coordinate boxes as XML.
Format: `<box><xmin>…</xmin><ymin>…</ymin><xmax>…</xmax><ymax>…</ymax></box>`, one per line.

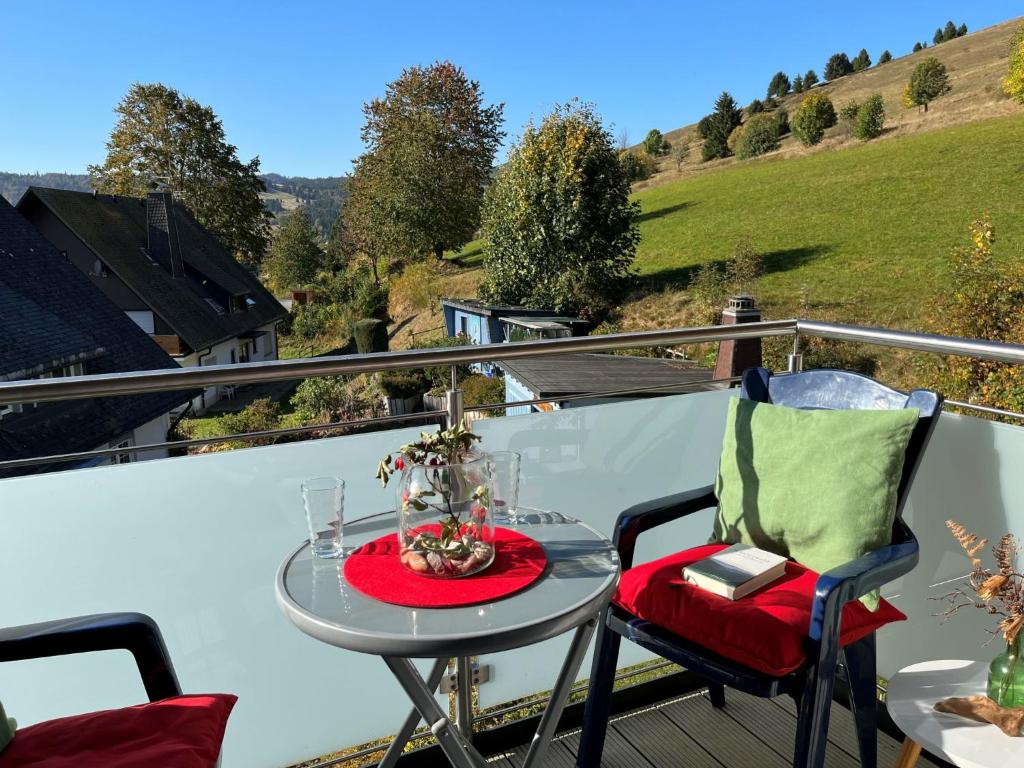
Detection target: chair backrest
<box><xmin>739</xmin><ymin>367</ymin><xmax>943</xmax><ymax>521</ymax></box>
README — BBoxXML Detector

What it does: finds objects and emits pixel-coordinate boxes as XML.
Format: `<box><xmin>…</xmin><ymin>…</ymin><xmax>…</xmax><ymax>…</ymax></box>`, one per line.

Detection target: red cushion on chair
<box><xmin>0</xmin><ymin>694</ymin><xmax>236</xmax><ymax>768</ymax></box>
<box><xmin>612</xmin><ymin>544</ymin><xmax>906</xmax><ymax>677</ymax></box>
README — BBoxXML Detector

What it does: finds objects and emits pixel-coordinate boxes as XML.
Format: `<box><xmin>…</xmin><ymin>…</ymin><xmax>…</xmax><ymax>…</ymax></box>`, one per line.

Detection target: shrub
<box><xmin>839</xmin><ymin>101</ymin><xmax>861</xmax><ymax>121</ymax></box>
<box><xmin>351</xmin><ymin>272</ymin><xmax>390</xmax><ymax>322</ymax></box>
<box><xmin>747</xmin><ymin>98</ymin><xmax>765</xmax><ymax>115</ymax></box>
<box><xmin>462</xmin><ymin>374</ymin><xmax>505</xmax><ymax>415</ymax></box>
<box><xmin>292</xmin><ymin>302</ymin><xmax>333</xmax><ymax>340</ymax></box>
<box><xmin>687</xmin><ymin>262</ymin><xmax>729</xmax><ymax>325</ymax></box>
<box><xmin>854</xmin><ymin>94</ymin><xmax>886</xmax><ymax>140</ymax></box>
<box><xmin>879</xmin><ymin>50</ymin><xmax>893</xmax><ymax>64</ymax></box>
<box><xmin>726</xmin><ymin>125</ymin><xmax>744</xmax><ymax>154</ymax></box>
<box><xmin>773</xmin><ymin>108</ymin><xmax>790</xmax><ymax>136</ymax></box>
<box><xmin>219</xmin><ymin>399</ymin><xmax>281</xmax><ymax>447</ymax></box>
<box><xmin>292</xmin><ymin>375</ymin><xmax>374</xmax><ymax>422</ymax></box>
<box><xmin>619</xmin><ymin>150</ymin><xmax>657</xmax><ymax>182</ymax></box>
<box><xmin>904</xmin><ymin>57</ymin><xmax>951</xmax><ymax>112</ymax></box>
<box><xmin>378</xmin><ymin>369</ymin><xmax>426</xmax><ymax>399</ymax></box>
<box><xmin>726</xmin><ymin>237</ymin><xmax>763</xmax><ymax>292</ymax></box>
<box><xmin>792</xmin><ymin>92</ymin><xmax>837</xmax><ymax>146</ymax></box>
<box><xmin>803</xmin><ymin>69</ymin><xmax>819</xmax><ymax>88</ymax></box>
<box><xmin>1004</xmin><ymin>24</ymin><xmax>1024</xmax><ymax>104</ymax></box>
<box><xmin>824</xmin><ymin>52</ymin><xmax>853</xmax><ymax>81</ymax></box>
<box><xmin>643</xmin><ymin>128</ymin><xmax>669</xmax><ymax>156</ymax></box>
<box><xmin>735</xmin><ymin>114</ymin><xmax>781</xmax><ymax>159</ymax></box>
<box><xmin>353</xmin><ymin>318</ymin><xmax>389</xmax><ymax>354</ymax></box>
<box><xmin>416</xmin><ymin>334</ymin><xmax>473</xmax><ymax>393</ymax></box>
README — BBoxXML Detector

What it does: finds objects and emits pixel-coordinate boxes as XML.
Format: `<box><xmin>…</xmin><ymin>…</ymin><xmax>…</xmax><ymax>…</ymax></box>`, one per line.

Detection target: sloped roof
<box><xmin>498</xmin><ymin>353</ymin><xmax>719</xmax><ymax>399</ymax></box>
<box><xmin>0</xmin><ymin>197</ymin><xmax>191</xmax><ymax>475</ymax></box>
<box><xmin>20</xmin><ymin>187</ymin><xmax>286</xmax><ymax>351</ymax></box>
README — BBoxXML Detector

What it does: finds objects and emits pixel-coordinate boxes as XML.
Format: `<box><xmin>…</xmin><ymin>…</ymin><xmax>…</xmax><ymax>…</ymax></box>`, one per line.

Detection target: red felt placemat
<box><xmin>343</xmin><ymin>527</ymin><xmax>548</xmax><ymax>608</ymax></box>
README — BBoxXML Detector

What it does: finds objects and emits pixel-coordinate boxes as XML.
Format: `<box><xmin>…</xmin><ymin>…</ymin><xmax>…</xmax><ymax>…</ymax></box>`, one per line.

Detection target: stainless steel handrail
<box><xmin>0</xmin><ymin>320</ymin><xmax>797</xmax><ymax>404</ymax></box>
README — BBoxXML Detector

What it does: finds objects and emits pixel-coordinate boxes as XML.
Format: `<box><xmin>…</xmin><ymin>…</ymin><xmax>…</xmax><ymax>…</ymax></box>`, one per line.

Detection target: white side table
<box><xmin>887</xmin><ymin>659</ymin><xmax>1024</xmax><ymax>768</ymax></box>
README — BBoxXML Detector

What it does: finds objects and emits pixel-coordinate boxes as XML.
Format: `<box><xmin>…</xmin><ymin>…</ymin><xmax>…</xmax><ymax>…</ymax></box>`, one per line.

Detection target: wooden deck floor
<box><xmin>488</xmin><ymin>689</ymin><xmax>943</xmax><ymax>768</ymax></box>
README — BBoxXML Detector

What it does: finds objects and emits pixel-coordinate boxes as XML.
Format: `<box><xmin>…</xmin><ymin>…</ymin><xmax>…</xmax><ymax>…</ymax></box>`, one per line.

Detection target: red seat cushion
<box><xmin>613</xmin><ymin>544</ymin><xmax>906</xmax><ymax>676</ymax></box>
<box><xmin>0</xmin><ymin>694</ymin><xmax>236</xmax><ymax>768</ymax></box>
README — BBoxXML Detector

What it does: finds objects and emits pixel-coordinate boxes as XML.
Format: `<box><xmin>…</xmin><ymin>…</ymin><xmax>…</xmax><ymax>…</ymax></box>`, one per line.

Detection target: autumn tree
<box><xmin>265</xmin><ymin>209</ymin><xmax>326</xmax><ymax>289</ymax></box>
<box><xmin>903</xmin><ymin>58</ymin><xmax>951</xmax><ymax>112</ymax></box>
<box><xmin>792</xmin><ymin>92</ymin><xmax>837</xmax><ymax>146</ymax></box>
<box><xmin>89</xmin><ymin>82</ymin><xmax>271</xmax><ymax>266</ymax></box>
<box><xmin>479</xmin><ymin>101</ymin><xmax>639</xmax><ymax>320</ymax></box>
<box><xmin>1004</xmin><ymin>24</ymin><xmax>1024</xmax><ymax>104</ymax></box>
<box><xmin>341</xmin><ymin>61</ymin><xmax>504</xmax><ymax>266</ymax></box>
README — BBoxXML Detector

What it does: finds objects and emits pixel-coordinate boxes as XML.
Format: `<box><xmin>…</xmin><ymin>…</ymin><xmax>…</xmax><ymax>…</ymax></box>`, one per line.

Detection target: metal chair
<box><xmin>577</xmin><ymin>367</ymin><xmax>943</xmax><ymax>768</ymax></box>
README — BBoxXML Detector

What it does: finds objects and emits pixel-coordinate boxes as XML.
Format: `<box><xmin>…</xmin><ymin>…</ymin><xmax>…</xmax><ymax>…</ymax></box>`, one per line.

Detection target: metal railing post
<box><xmin>788</xmin><ymin>332</ymin><xmax>803</xmax><ymax>373</ymax></box>
<box><xmin>446</xmin><ymin>387</ymin><xmax>464</xmax><ymax>430</ymax></box>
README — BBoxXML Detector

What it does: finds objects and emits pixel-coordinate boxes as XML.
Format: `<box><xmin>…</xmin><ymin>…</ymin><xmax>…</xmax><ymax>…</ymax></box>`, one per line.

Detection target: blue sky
<box><xmin>1</xmin><ymin>1</ymin><xmax>1020</xmax><ymax>177</ymax></box>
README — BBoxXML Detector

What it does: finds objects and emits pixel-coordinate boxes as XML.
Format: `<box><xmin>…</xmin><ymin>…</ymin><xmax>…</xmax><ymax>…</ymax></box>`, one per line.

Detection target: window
<box><xmin>204</xmin><ymin>298</ymin><xmax>226</xmax><ymax>316</ymax></box>
<box><xmin>125</xmin><ymin>310</ymin><xmax>155</xmax><ymax>334</ymax></box>
<box><xmin>459</xmin><ymin>316</ymin><xmax>469</xmax><ymax>336</ymax></box>
<box><xmin>0</xmin><ymin>403</ymin><xmax>23</xmax><ymax>420</ymax></box>
<box><xmin>90</xmin><ymin>259</ymin><xmax>108</xmax><ymax>277</ymax></box>
<box><xmin>253</xmin><ymin>335</ymin><xmax>262</xmax><ymax>356</ymax></box>
<box><xmin>110</xmin><ymin>437</ymin><xmax>134</xmax><ymax>465</ymax></box>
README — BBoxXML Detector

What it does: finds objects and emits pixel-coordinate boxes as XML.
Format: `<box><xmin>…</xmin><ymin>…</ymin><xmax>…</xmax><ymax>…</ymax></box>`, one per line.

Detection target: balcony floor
<box><xmin>488</xmin><ymin>688</ymin><xmax>943</xmax><ymax>768</ymax></box>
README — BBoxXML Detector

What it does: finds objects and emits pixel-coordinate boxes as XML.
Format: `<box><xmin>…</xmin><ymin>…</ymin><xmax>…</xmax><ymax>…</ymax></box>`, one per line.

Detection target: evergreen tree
<box><xmin>943</xmin><ymin>21</ymin><xmax>958</xmax><ymax>42</ymax></box>
<box><xmin>803</xmin><ymin>69</ymin><xmax>819</xmax><ymax>88</ymax></box>
<box><xmin>479</xmin><ymin>101</ymin><xmax>639</xmax><ymax>320</ymax></box>
<box><xmin>852</xmin><ymin>48</ymin><xmax>872</xmax><ymax>72</ymax></box>
<box><xmin>957</xmin><ymin>23</ymin><xmax>968</xmax><ymax>37</ymax></box>
<box><xmin>913</xmin><ymin>42</ymin><xmax>923</xmax><ymax>53</ymax></box>
<box><xmin>266</xmin><ymin>209</ymin><xmax>326</xmax><ymax>289</ymax></box>
<box><xmin>792</xmin><ymin>74</ymin><xmax>805</xmax><ymax>93</ymax></box>
<box><xmin>701</xmin><ymin>92</ymin><xmax>743</xmax><ymax>161</ymax></box>
<box><xmin>903</xmin><ymin>57</ymin><xmax>951</xmax><ymax>112</ymax></box>
<box><xmin>879</xmin><ymin>50</ymin><xmax>893</xmax><ymax>64</ymax></box>
<box><xmin>643</xmin><ymin>128</ymin><xmax>669</xmax><ymax>156</ymax></box>
<box><xmin>343</xmin><ymin>61</ymin><xmax>504</xmax><ymax>266</ymax></box>
<box><xmin>767</xmin><ymin>71</ymin><xmax>791</xmax><ymax>99</ymax></box>
<box><xmin>933</xmin><ymin>28</ymin><xmax>945</xmax><ymax>46</ymax></box>
<box><xmin>88</xmin><ymin>82</ymin><xmax>271</xmax><ymax>266</ymax></box>
<box><xmin>824</xmin><ymin>52</ymin><xmax>853</xmax><ymax>81</ymax></box>
<box><xmin>747</xmin><ymin>98</ymin><xmax>766</xmax><ymax>115</ymax></box>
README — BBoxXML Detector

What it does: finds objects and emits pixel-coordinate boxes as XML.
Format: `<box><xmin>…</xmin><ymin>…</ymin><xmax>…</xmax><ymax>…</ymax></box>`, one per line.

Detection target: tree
<box><xmin>852</xmin><ymin>48</ymin><xmax>872</xmax><ymax>72</ymax></box>
<box><xmin>792</xmin><ymin>92</ymin><xmax>837</xmax><ymax>146</ymax></box>
<box><xmin>957</xmin><ymin>23</ymin><xmax>968</xmax><ymax>37</ymax></box>
<box><xmin>696</xmin><ymin>115</ymin><xmax>714</xmax><ymax>139</ymax></box>
<box><xmin>943</xmin><ymin>21</ymin><xmax>958</xmax><ymax>42</ymax></box>
<box><xmin>824</xmin><ymin>52</ymin><xmax>853</xmax><ymax>81</ymax></box>
<box><xmin>88</xmin><ymin>82</ymin><xmax>271</xmax><ymax>266</ymax></box>
<box><xmin>643</xmin><ymin>128</ymin><xmax>670</xmax><ymax>156</ymax></box>
<box><xmin>747</xmin><ymin>98</ymin><xmax>766</xmax><ymax>114</ymax></box>
<box><xmin>903</xmin><ymin>58</ymin><xmax>951</xmax><ymax>112</ymax></box>
<box><xmin>767</xmin><ymin>71</ymin><xmax>790</xmax><ymax>99</ymax></box>
<box><xmin>701</xmin><ymin>91</ymin><xmax>743</xmax><ymax>161</ymax></box>
<box><xmin>879</xmin><ymin>50</ymin><xmax>893</xmax><ymax>64</ymax></box>
<box><xmin>479</xmin><ymin>101</ymin><xmax>639</xmax><ymax>320</ymax></box>
<box><xmin>913</xmin><ymin>42</ymin><xmax>923</xmax><ymax>53</ymax></box>
<box><xmin>1004</xmin><ymin>24</ymin><xmax>1024</xmax><ymax>104</ymax></box>
<box><xmin>804</xmin><ymin>69</ymin><xmax>819</xmax><ymax>88</ymax></box>
<box><xmin>792</xmin><ymin>74</ymin><xmax>805</xmax><ymax>93</ymax></box>
<box><xmin>933</xmin><ymin>28</ymin><xmax>945</xmax><ymax>46</ymax></box>
<box><xmin>671</xmin><ymin>142</ymin><xmax>690</xmax><ymax>170</ymax></box>
<box><xmin>342</xmin><ymin>61</ymin><xmax>504</xmax><ymax>265</ymax></box>
<box><xmin>619</xmin><ymin>150</ymin><xmax>656</xmax><ymax>182</ymax></box>
<box><xmin>853</xmin><ymin>94</ymin><xmax>885</xmax><ymax>140</ymax></box>
<box><xmin>839</xmin><ymin>101</ymin><xmax>861</xmax><ymax>121</ymax></box>
<box><xmin>735</xmin><ymin>114</ymin><xmax>781</xmax><ymax>159</ymax></box>
<box><xmin>265</xmin><ymin>209</ymin><xmax>325</xmax><ymax>289</ymax></box>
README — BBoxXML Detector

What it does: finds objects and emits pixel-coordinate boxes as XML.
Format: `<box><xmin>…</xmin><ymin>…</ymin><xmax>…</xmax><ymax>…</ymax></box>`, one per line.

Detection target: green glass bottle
<box><xmin>987</xmin><ymin>637</ymin><xmax>1024</xmax><ymax>708</ymax></box>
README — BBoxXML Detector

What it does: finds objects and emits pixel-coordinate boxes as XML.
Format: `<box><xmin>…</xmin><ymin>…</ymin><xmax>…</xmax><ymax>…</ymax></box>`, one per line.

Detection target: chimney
<box><xmin>146</xmin><ymin>191</ymin><xmax>184</xmax><ymax>278</ymax></box>
<box><xmin>714</xmin><ymin>294</ymin><xmax>762</xmax><ymax>381</ymax></box>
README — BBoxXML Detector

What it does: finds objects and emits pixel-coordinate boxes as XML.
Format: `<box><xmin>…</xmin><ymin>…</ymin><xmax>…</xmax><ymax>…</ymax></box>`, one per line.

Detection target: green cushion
<box><xmin>712</xmin><ymin>397</ymin><xmax>918</xmax><ymax>610</ymax></box>
<box><xmin>0</xmin><ymin>699</ymin><xmax>15</xmax><ymax>752</ymax></box>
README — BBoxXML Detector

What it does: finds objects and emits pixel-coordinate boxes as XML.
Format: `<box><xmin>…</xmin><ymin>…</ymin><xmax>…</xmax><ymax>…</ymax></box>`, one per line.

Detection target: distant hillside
<box><xmin>635</xmin><ymin>16</ymin><xmax>1023</xmax><ymax>191</ymax></box>
<box><xmin>0</xmin><ymin>172</ymin><xmax>90</xmax><ymax>204</ymax></box>
<box><xmin>0</xmin><ymin>170</ymin><xmax>347</xmax><ymax>238</ymax></box>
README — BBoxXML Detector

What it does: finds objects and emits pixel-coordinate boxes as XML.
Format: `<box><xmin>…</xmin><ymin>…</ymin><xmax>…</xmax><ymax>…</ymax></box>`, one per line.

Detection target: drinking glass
<box><xmin>302</xmin><ymin>477</ymin><xmax>344</xmax><ymax>558</ymax></box>
<box><xmin>487</xmin><ymin>451</ymin><xmax>521</xmax><ymax>522</ymax></box>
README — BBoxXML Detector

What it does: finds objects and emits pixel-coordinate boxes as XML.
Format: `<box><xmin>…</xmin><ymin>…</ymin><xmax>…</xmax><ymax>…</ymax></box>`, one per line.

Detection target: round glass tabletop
<box><xmin>275</xmin><ymin>509</ymin><xmax>620</xmax><ymax>658</ymax></box>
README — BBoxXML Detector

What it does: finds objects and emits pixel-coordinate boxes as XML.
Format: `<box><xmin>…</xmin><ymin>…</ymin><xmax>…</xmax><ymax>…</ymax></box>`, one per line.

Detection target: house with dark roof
<box><xmin>18</xmin><ymin>188</ymin><xmax>287</xmax><ymax>412</ymax></box>
<box><xmin>0</xmin><ymin>196</ymin><xmax>191</xmax><ymax>476</ymax></box>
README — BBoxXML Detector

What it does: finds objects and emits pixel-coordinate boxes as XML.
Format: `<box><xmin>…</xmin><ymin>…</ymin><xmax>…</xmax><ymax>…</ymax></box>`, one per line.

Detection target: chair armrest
<box><xmin>809</xmin><ymin>521</ymin><xmax>919</xmax><ymax>643</ymax></box>
<box><xmin>614</xmin><ymin>484</ymin><xmax>718</xmax><ymax>570</ymax></box>
<box><xmin>0</xmin><ymin>612</ymin><xmax>182</xmax><ymax>702</ymax></box>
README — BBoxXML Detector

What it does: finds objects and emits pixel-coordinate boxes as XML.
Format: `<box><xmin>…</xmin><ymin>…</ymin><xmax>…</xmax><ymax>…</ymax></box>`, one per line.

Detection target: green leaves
<box><xmin>265</xmin><ymin>209</ymin><xmax>327</xmax><ymax>290</ymax></box>
<box><xmin>904</xmin><ymin>58</ymin><xmax>951</xmax><ymax>111</ymax></box>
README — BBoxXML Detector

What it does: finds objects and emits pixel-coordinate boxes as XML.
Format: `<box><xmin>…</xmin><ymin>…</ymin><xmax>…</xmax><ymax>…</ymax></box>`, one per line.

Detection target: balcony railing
<box><xmin>1</xmin><ymin>318</ymin><xmax>1022</xmax><ymax>767</ymax></box>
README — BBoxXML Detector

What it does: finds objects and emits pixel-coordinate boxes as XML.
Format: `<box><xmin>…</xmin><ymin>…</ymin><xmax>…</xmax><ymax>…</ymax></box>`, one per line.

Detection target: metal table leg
<box><xmin>378</xmin><ymin>657</ymin><xmax>450</xmax><ymax>768</ymax></box>
<box><xmin>455</xmin><ymin>656</ymin><xmax>475</xmax><ymax>740</ymax></box>
<box><xmin>521</xmin><ymin>616</ymin><xmax>598</xmax><ymax>768</ymax></box>
<box><xmin>383</xmin><ymin>655</ymin><xmax>487</xmax><ymax>768</ymax></box>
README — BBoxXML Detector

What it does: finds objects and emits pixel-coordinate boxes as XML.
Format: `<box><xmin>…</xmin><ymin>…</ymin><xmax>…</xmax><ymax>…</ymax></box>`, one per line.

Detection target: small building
<box><xmin>0</xmin><ymin>196</ymin><xmax>191</xmax><ymax>476</ymax></box>
<box><xmin>441</xmin><ymin>299</ymin><xmax>589</xmax><ymax>346</ymax></box>
<box><xmin>18</xmin><ymin>188</ymin><xmax>288</xmax><ymax>412</ymax></box>
<box><xmin>500</xmin><ymin>316</ymin><xmax>591</xmax><ymax>342</ymax></box>
<box><xmin>497</xmin><ymin>354</ymin><xmax>720</xmax><ymax>415</ymax></box>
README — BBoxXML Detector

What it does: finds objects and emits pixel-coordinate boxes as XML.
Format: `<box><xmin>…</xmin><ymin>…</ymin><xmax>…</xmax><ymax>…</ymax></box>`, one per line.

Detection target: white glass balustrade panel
<box><xmin>0</xmin><ymin>425</ymin><xmax>445</xmax><ymax>768</ymax></box>
<box><xmin>473</xmin><ymin>389</ymin><xmax>732</xmax><ymax>708</ymax></box>
<box><xmin>880</xmin><ymin>411</ymin><xmax>1024</xmax><ymax>677</ymax></box>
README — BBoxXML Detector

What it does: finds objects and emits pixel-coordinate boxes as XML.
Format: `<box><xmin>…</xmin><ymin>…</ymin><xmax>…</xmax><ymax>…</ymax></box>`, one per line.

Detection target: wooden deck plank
<box><xmin>500</xmin><ymin>736</ymin><xmax>578</xmax><ymax>768</ymax></box>
<box><xmin>658</xmin><ymin>692</ymin><xmax>791</xmax><ymax>768</ymax></box>
<box><xmin>611</xmin><ymin>703</ymin><xmax>727</xmax><ymax>768</ymax></box>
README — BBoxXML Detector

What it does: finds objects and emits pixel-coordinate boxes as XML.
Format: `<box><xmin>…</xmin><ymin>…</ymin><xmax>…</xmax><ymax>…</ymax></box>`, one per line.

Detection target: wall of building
<box><xmin>178</xmin><ymin>323</ymin><xmax>280</xmax><ymax>413</ymax></box>
<box><xmin>128</xmin><ymin>413</ymin><xmax>171</xmax><ymax>462</ymax></box>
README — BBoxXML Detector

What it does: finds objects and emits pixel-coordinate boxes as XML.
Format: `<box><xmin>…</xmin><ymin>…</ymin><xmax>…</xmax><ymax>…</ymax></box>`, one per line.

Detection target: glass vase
<box><xmin>395</xmin><ymin>454</ymin><xmax>495</xmax><ymax>578</ymax></box>
<box><xmin>987</xmin><ymin>637</ymin><xmax>1024</xmax><ymax>708</ymax></box>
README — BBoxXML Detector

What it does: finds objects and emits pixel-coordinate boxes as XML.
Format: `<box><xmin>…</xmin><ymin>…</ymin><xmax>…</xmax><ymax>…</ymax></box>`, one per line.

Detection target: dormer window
<box><xmin>229</xmin><ymin>294</ymin><xmax>252</xmax><ymax>313</ymax></box>
<box><xmin>204</xmin><ymin>297</ymin><xmax>227</xmax><ymax>316</ymax></box>
<box><xmin>90</xmin><ymin>259</ymin><xmax>108</xmax><ymax>277</ymax></box>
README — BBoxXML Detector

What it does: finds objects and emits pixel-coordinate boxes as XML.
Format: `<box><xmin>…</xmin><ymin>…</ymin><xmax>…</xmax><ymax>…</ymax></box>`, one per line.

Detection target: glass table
<box><xmin>275</xmin><ymin>509</ymin><xmax>620</xmax><ymax>768</ymax></box>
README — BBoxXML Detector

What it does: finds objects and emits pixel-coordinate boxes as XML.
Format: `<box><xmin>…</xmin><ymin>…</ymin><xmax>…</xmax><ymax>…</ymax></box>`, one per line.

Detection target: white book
<box><xmin>682</xmin><ymin>543</ymin><xmax>788</xmax><ymax>600</ymax></box>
